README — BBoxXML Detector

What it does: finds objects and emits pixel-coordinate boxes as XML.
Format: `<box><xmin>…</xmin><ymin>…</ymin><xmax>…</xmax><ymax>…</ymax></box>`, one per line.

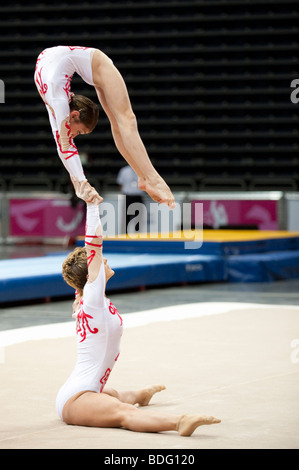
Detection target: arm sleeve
<box><xmin>46</xmin><ymin>99</ymin><xmax>85</xmax><ymax>181</ymax></box>
<box><xmin>83</xmin><ymin>203</ymin><xmax>106</xmax><ymax>309</ymax></box>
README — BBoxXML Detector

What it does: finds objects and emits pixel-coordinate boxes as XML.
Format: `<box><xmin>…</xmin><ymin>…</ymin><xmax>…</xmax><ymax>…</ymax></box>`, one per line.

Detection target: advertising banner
<box><xmin>9</xmin><ymin>198</ymin><xmax>85</xmax><ymax>237</ymax></box>
<box><xmin>192</xmin><ymin>199</ymin><xmax>278</xmax><ymax>230</ymax></box>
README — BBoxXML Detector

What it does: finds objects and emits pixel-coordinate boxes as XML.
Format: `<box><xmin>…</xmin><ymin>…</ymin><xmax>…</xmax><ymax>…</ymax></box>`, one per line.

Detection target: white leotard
<box><xmin>34</xmin><ymin>46</ymin><xmax>96</xmax><ymax>181</ymax></box>
<box><xmin>56</xmin><ymin>203</ymin><xmax>123</xmax><ymax>420</ymax></box>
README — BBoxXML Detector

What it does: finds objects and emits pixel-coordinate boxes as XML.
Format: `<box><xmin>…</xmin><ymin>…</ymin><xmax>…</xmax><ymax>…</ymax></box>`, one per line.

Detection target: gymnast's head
<box><xmin>69</xmin><ymin>94</ymin><xmax>99</xmax><ymax>139</ymax></box>
<box><xmin>62</xmin><ymin>247</ymin><xmax>88</xmax><ymax>296</ymax></box>
<box><xmin>62</xmin><ymin>247</ymin><xmax>114</xmax><ymax>297</ymax></box>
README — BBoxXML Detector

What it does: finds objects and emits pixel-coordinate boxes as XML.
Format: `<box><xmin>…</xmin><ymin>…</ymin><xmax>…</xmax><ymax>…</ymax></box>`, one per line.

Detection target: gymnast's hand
<box><xmin>71</xmin><ymin>177</ymin><xmax>103</xmax><ymax>204</ymax></box>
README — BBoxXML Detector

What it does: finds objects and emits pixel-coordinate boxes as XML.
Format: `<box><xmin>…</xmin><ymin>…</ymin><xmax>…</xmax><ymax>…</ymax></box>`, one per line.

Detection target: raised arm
<box><xmin>80</xmin><ymin>198</ymin><xmax>109</xmax><ymax>311</ymax></box>
<box><xmin>85</xmin><ymin>202</ymin><xmax>103</xmax><ymax>284</ymax></box>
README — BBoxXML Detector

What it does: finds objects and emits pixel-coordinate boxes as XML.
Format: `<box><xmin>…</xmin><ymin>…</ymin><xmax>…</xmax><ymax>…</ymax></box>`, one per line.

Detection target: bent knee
<box><xmin>103</xmin><ymin>387</ymin><xmax>120</xmax><ymax>399</ymax></box>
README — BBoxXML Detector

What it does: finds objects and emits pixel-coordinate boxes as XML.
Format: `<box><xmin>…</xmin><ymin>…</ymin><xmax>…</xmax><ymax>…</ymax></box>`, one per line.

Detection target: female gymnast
<box><xmin>57</xmin><ymin>180</ymin><xmax>221</xmax><ymax>435</ymax></box>
<box><xmin>34</xmin><ymin>45</ymin><xmax>175</xmax><ymax>208</ymax></box>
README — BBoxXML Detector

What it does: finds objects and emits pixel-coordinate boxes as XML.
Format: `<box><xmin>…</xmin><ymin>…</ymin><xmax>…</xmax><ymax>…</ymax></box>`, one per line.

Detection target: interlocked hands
<box><xmin>71</xmin><ymin>177</ymin><xmax>103</xmax><ymax>204</ymax></box>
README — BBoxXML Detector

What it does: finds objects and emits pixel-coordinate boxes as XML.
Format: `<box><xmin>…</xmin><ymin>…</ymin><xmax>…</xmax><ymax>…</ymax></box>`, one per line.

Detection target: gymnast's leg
<box><xmin>103</xmin><ymin>384</ymin><xmax>166</xmax><ymax>406</ymax></box>
<box><xmin>62</xmin><ymin>388</ymin><xmax>220</xmax><ymax>435</ymax></box>
<box><xmin>91</xmin><ymin>49</ymin><xmax>175</xmax><ymax>208</ymax></box>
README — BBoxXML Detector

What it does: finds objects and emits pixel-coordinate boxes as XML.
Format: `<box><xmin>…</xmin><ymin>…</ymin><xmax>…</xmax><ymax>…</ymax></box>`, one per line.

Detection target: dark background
<box><xmin>0</xmin><ymin>0</ymin><xmax>298</xmax><ymax>195</ymax></box>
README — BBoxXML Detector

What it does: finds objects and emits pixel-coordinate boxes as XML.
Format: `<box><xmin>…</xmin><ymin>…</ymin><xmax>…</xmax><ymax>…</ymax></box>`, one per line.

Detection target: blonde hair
<box><xmin>62</xmin><ymin>247</ymin><xmax>88</xmax><ymax>296</ymax></box>
<box><xmin>70</xmin><ymin>94</ymin><xmax>99</xmax><ymax>131</ymax></box>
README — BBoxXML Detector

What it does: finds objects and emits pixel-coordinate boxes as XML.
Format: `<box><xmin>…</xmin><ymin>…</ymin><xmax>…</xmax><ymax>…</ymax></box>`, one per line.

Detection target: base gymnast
<box><xmin>34</xmin><ymin>45</ymin><xmax>175</xmax><ymax>208</ymax></box>
<box><xmin>56</xmin><ymin>180</ymin><xmax>221</xmax><ymax>435</ymax></box>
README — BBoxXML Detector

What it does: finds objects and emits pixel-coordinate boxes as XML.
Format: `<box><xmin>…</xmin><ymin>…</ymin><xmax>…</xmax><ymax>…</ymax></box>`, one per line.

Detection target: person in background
<box><xmin>117</xmin><ymin>165</ymin><xmax>145</xmax><ymax>234</ymax></box>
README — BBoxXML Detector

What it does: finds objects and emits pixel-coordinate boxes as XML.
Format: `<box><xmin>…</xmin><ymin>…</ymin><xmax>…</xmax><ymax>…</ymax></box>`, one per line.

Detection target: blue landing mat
<box><xmin>1</xmin><ymin>235</ymin><xmax>299</xmax><ymax>303</ymax></box>
<box><xmin>0</xmin><ymin>251</ymin><xmax>225</xmax><ymax>304</ymax></box>
<box><xmin>227</xmin><ymin>250</ymin><xmax>299</xmax><ymax>282</ymax></box>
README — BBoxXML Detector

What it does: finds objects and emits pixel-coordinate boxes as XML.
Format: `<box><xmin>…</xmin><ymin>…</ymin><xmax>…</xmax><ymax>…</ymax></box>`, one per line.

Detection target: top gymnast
<box><xmin>34</xmin><ymin>45</ymin><xmax>175</xmax><ymax>207</ymax></box>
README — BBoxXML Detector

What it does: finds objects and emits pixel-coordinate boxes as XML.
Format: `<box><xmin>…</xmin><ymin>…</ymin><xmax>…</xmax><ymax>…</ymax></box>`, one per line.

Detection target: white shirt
<box><xmin>117</xmin><ymin>166</ymin><xmax>143</xmax><ymax>195</ymax></box>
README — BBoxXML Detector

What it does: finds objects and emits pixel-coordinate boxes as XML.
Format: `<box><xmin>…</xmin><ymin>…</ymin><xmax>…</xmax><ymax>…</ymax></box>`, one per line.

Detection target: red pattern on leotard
<box><xmin>99</xmin><ymin>368</ymin><xmax>111</xmax><ymax>392</ymax></box>
<box><xmin>63</xmin><ymin>74</ymin><xmax>74</xmax><ymax>102</ymax></box>
<box><xmin>68</xmin><ymin>46</ymin><xmax>90</xmax><ymax>51</ymax></box>
<box><xmin>55</xmin><ymin>122</ymin><xmax>79</xmax><ymax>161</ymax></box>
<box><xmin>76</xmin><ymin>308</ymin><xmax>99</xmax><ymax>343</ymax></box>
<box><xmin>85</xmin><ymin>230</ymin><xmax>103</xmax><ymax>250</ymax></box>
<box><xmin>87</xmin><ymin>249</ymin><xmax>96</xmax><ymax>267</ymax></box>
<box><xmin>35</xmin><ymin>67</ymin><xmax>48</xmax><ymax>98</ymax></box>
<box><xmin>108</xmin><ymin>301</ymin><xmax>123</xmax><ymax>326</ymax></box>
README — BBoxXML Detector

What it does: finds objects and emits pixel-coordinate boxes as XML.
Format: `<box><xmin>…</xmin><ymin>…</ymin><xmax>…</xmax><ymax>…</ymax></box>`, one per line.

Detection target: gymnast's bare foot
<box><xmin>139</xmin><ymin>176</ymin><xmax>176</xmax><ymax>209</ymax></box>
<box><xmin>177</xmin><ymin>414</ymin><xmax>221</xmax><ymax>436</ymax></box>
<box><xmin>137</xmin><ymin>385</ymin><xmax>166</xmax><ymax>407</ymax></box>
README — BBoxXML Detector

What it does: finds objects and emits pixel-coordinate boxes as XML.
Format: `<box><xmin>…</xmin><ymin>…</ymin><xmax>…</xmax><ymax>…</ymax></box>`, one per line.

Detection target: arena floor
<box><xmin>1</xmin><ymin>279</ymin><xmax>298</xmax><ymax>450</ymax></box>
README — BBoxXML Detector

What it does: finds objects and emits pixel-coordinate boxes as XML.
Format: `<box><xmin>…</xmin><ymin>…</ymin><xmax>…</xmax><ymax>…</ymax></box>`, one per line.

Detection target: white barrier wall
<box><xmin>285</xmin><ymin>193</ymin><xmax>299</xmax><ymax>231</ymax></box>
<box><xmin>0</xmin><ymin>190</ymin><xmax>298</xmax><ymax>243</ymax></box>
